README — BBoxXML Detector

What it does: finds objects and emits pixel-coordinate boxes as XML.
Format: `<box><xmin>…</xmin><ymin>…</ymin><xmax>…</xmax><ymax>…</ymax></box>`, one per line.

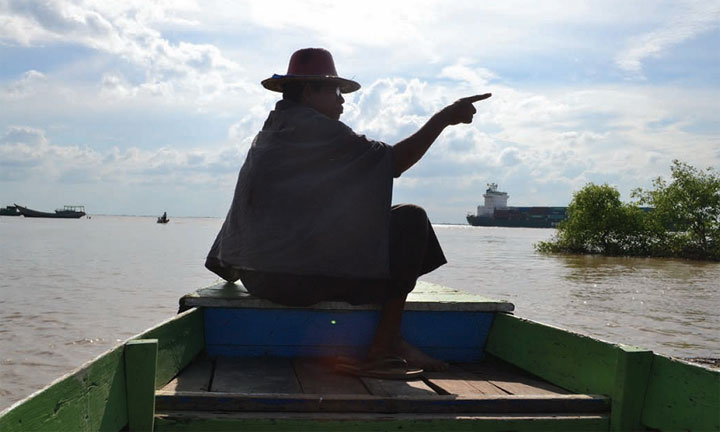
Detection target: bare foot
<box><xmin>369</xmin><ymin>339</ymin><xmax>449</xmax><ymax>372</ymax></box>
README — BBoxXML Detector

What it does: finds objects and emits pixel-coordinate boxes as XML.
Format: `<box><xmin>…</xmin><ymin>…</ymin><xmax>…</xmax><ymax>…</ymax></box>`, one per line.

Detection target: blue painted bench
<box><xmin>179</xmin><ymin>281</ymin><xmax>514</xmax><ymax>362</ymax></box>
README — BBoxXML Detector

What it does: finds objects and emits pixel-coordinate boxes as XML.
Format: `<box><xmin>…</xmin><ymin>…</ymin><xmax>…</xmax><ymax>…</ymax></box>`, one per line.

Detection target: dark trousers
<box><xmin>225</xmin><ymin>204</ymin><xmax>446</xmax><ymax>306</ymax></box>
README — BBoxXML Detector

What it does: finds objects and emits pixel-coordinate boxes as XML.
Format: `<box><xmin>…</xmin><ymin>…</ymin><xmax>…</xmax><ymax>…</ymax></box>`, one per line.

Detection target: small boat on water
<box><xmin>0</xmin><ymin>205</ymin><xmax>20</xmax><ymax>216</ymax></box>
<box><xmin>0</xmin><ymin>281</ymin><xmax>717</xmax><ymax>431</ymax></box>
<box><xmin>157</xmin><ymin>212</ymin><xmax>170</xmax><ymax>224</ymax></box>
<box><xmin>14</xmin><ymin>204</ymin><xmax>86</xmax><ymax>219</ymax></box>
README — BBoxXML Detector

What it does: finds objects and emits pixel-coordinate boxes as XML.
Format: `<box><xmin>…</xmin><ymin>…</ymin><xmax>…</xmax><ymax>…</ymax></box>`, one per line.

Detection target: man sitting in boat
<box><xmin>206</xmin><ymin>48</ymin><xmax>491</xmax><ymax>374</ymax></box>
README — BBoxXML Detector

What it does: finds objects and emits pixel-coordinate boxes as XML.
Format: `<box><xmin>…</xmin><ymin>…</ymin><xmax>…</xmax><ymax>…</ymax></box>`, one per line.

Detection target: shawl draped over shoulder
<box><xmin>206</xmin><ymin>100</ymin><xmax>395</xmax><ymax>281</ymax></box>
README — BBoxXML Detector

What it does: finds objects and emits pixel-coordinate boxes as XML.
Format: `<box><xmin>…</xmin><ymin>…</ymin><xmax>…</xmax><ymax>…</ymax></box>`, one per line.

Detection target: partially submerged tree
<box><xmin>537</xmin><ymin>161</ymin><xmax>719</xmax><ymax>261</ymax></box>
<box><xmin>633</xmin><ymin>160</ymin><xmax>720</xmax><ymax>260</ymax></box>
<box><xmin>536</xmin><ymin>183</ymin><xmax>650</xmax><ymax>256</ymax></box>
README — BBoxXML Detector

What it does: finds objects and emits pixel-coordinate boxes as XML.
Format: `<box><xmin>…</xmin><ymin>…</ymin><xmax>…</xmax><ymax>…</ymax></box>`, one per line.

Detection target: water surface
<box><xmin>0</xmin><ymin>216</ymin><xmax>717</xmax><ymax>410</ymax></box>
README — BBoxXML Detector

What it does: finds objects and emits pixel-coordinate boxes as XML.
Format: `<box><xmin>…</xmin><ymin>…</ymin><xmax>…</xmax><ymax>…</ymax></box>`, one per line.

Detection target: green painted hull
<box><xmin>1</xmin><ymin>284</ymin><xmax>717</xmax><ymax>431</ymax></box>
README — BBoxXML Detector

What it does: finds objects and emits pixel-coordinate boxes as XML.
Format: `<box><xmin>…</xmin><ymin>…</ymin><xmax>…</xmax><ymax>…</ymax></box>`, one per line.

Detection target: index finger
<box><xmin>460</xmin><ymin>93</ymin><xmax>492</xmax><ymax>104</ymax></box>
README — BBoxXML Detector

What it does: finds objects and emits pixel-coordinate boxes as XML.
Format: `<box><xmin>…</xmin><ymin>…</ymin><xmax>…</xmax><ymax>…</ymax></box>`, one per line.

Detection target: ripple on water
<box><xmin>66</xmin><ymin>338</ymin><xmax>106</xmax><ymax>345</ymax></box>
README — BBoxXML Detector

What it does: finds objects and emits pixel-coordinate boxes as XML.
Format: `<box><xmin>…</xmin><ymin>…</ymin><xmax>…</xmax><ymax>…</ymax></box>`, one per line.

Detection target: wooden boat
<box><xmin>0</xmin><ymin>281</ymin><xmax>717</xmax><ymax>431</ymax></box>
<box><xmin>14</xmin><ymin>204</ymin><xmax>86</xmax><ymax>219</ymax></box>
<box><xmin>0</xmin><ymin>205</ymin><xmax>20</xmax><ymax>216</ymax></box>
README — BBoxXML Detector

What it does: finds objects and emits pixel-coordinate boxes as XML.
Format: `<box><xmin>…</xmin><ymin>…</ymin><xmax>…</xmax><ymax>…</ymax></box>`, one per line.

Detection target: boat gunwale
<box><xmin>0</xmin><ymin>307</ymin><xmax>201</xmax><ymax>418</ymax></box>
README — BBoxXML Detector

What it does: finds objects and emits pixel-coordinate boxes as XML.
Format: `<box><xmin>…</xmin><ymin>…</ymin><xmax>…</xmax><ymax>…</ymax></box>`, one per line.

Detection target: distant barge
<box><xmin>14</xmin><ymin>204</ymin><xmax>86</xmax><ymax>219</ymax></box>
<box><xmin>467</xmin><ymin>184</ymin><xmax>566</xmax><ymax>228</ymax></box>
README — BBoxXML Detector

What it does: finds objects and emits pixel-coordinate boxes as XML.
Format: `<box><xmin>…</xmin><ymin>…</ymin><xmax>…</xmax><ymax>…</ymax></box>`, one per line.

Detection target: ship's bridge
<box><xmin>477</xmin><ymin>183</ymin><xmax>509</xmax><ymax>216</ymax></box>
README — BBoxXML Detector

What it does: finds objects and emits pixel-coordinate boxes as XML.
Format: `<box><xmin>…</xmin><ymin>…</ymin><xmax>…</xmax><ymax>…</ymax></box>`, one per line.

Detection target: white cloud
<box><xmin>439</xmin><ymin>62</ymin><xmax>496</xmax><ymax>89</ymax></box>
<box><xmin>1</xmin><ymin>0</ymin><xmax>248</xmax><ymax>103</ymax></box>
<box><xmin>499</xmin><ymin>147</ymin><xmax>522</xmax><ymax>166</ymax></box>
<box><xmin>0</xmin><ymin>125</ymin><xmax>47</xmax><ymax>146</ymax></box>
<box><xmin>100</xmin><ymin>73</ymin><xmax>132</xmax><ymax>99</ymax></box>
<box><xmin>0</xmin><ymin>124</ymin><xmax>245</xmax><ymax>185</ymax></box>
<box><xmin>0</xmin><ymin>125</ymin><xmax>104</xmax><ymax>181</ymax></box>
<box><xmin>347</xmin><ymin>78</ymin><xmax>436</xmax><ymax>140</ymax></box>
<box><xmin>615</xmin><ymin>2</ymin><xmax>720</xmax><ymax>75</ymax></box>
<box><xmin>3</xmin><ymin>70</ymin><xmax>47</xmax><ymax>99</ymax></box>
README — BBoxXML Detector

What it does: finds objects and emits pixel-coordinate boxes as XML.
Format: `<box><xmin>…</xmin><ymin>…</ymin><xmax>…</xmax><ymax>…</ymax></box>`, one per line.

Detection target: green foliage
<box><xmin>537</xmin><ymin>161</ymin><xmax>719</xmax><ymax>261</ymax></box>
<box><xmin>535</xmin><ymin>183</ymin><xmax>654</xmax><ymax>256</ymax></box>
<box><xmin>633</xmin><ymin>160</ymin><xmax>720</xmax><ymax>260</ymax></box>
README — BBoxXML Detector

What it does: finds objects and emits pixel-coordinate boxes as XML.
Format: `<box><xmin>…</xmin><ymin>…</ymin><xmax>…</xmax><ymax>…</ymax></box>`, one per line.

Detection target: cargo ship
<box><xmin>466</xmin><ymin>184</ymin><xmax>567</xmax><ymax>228</ymax></box>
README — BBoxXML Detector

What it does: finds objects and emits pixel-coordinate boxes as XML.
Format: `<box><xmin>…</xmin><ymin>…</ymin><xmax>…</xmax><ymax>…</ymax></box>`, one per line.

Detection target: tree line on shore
<box><xmin>536</xmin><ymin>160</ymin><xmax>720</xmax><ymax>261</ymax></box>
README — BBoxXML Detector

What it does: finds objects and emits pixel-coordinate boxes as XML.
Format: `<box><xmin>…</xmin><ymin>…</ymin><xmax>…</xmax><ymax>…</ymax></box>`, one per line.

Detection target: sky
<box><xmin>1</xmin><ymin>0</ymin><xmax>719</xmax><ymax>223</ymax></box>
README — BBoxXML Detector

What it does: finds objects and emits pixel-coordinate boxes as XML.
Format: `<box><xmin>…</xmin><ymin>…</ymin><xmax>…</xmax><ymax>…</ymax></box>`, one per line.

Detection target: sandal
<box><xmin>334</xmin><ymin>356</ymin><xmax>424</xmax><ymax>380</ymax></box>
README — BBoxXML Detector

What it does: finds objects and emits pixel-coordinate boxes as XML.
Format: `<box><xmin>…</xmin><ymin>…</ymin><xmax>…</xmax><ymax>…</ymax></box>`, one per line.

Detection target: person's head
<box><xmin>282</xmin><ymin>81</ymin><xmax>344</xmax><ymax>120</ymax></box>
<box><xmin>262</xmin><ymin>48</ymin><xmax>359</xmax><ymax>120</ymax></box>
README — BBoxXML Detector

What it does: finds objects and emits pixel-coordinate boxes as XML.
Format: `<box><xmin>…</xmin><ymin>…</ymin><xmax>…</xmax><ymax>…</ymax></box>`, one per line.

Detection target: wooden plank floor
<box><xmin>160</xmin><ymin>355</ymin><xmax>572</xmax><ymax>397</ymax></box>
<box><xmin>157</xmin><ymin>355</ymin><xmax>608</xmax><ymax>416</ymax></box>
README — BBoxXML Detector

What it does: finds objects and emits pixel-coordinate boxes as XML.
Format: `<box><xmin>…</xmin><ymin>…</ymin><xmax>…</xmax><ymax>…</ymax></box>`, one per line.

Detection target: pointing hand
<box><xmin>441</xmin><ymin>93</ymin><xmax>492</xmax><ymax>125</ymax></box>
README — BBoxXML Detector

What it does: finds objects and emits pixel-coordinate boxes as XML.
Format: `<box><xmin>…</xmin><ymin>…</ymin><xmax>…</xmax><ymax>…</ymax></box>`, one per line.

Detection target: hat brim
<box><xmin>261</xmin><ymin>74</ymin><xmax>361</xmax><ymax>93</ymax></box>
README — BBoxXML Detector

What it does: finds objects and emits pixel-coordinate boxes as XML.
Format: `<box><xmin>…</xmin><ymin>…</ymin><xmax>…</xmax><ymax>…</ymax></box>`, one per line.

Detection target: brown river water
<box><xmin>1</xmin><ymin>215</ymin><xmax>718</xmax><ymax>410</ymax></box>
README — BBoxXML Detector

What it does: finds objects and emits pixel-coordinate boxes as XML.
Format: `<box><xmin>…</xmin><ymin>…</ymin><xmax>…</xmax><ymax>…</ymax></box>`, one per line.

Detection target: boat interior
<box><xmin>154</xmin><ymin>282</ymin><xmax>609</xmax><ymax>425</ymax></box>
<box><xmin>155</xmin><ymin>353</ymin><xmax>609</xmax><ymax>422</ymax></box>
<box><xmin>2</xmin><ymin>281</ymin><xmax>716</xmax><ymax>431</ymax></box>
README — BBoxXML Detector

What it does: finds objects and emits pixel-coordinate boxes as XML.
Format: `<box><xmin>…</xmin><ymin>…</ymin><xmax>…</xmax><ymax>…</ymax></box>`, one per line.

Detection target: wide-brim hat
<box><xmin>261</xmin><ymin>48</ymin><xmax>360</xmax><ymax>94</ymax></box>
